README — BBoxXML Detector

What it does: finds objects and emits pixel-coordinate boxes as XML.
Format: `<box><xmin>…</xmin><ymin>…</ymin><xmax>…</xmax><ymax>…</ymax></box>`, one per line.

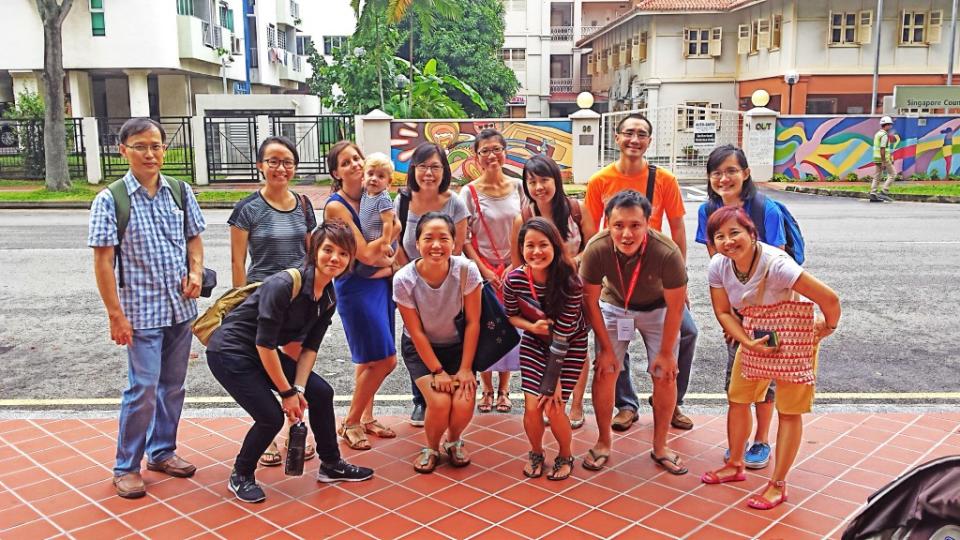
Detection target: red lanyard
<box><xmin>524</xmin><ymin>265</ymin><xmax>540</xmax><ymax>300</ymax></box>
<box><xmin>613</xmin><ymin>234</ymin><xmax>647</xmax><ymax>310</ymax></box>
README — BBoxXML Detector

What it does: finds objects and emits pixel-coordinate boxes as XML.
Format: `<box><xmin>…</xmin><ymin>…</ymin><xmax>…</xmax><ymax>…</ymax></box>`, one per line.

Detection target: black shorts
<box><xmin>401</xmin><ymin>335</ymin><xmax>468</xmax><ymax>380</ymax></box>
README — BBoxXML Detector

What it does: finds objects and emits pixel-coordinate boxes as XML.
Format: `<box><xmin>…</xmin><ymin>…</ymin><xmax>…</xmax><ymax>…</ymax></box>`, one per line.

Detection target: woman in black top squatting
<box><xmin>205</xmin><ymin>221</ymin><xmax>374</xmax><ymax>504</ymax></box>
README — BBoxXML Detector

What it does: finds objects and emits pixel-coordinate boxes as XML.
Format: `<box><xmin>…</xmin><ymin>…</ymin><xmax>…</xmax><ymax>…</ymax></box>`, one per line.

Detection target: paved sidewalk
<box><xmin>1</xmin><ymin>409</ymin><xmax>957</xmax><ymax>539</ymax></box>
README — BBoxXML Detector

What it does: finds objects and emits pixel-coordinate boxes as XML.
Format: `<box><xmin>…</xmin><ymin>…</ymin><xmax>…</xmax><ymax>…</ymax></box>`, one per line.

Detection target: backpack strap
<box><xmin>284</xmin><ymin>268</ymin><xmax>302</xmax><ymax>299</ymax></box>
<box><xmin>108</xmin><ymin>179</ymin><xmax>131</xmax><ymax>289</ymax></box>
<box><xmin>567</xmin><ymin>196</ymin><xmax>582</xmax><ymax>227</ymax></box>
<box><xmin>646</xmin><ymin>164</ymin><xmax>657</xmax><ymax>203</ymax></box>
<box><xmin>748</xmin><ymin>192</ymin><xmax>768</xmax><ymax>241</ymax></box>
<box><xmin>397</xmin><ymin>187</ymin><xmax>411</xmax><ymax>256</ymax></box>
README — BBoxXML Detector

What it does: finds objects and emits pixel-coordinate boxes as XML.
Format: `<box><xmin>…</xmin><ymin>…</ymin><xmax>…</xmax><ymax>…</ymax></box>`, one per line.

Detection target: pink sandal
<box><xmin>701</xmin><ymin>464</ymin><xmax>746</xmax><ymax>484</ymax></box>
<box><xmin>747</xmin><ymin>480</ymin><xmax>788</xmax><ymax>510</ymax></box>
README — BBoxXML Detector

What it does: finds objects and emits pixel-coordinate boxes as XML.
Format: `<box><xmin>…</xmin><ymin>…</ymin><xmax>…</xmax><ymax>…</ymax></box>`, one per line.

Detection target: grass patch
<box><xmin>0</xmin><ymin>179</ymin><xmax>45</xmax><ymax>187</ymax></box>
<box><xmin>194</xmin><ymin>190</ymin><xmax>253</xmax><ymax>203</ymax></box>
<box><xmin>823</xmin><ymin>182</ymin><xmax>960</xmax><ymax>197</ymax></box>
<box><xmin>0</xmin><ymin>182</ymin><xmax>101</xmax><ymax>201</ymax></box>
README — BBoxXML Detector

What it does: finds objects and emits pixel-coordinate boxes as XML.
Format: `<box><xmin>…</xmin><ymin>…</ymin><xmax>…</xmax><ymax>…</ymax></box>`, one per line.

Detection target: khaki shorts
<box><xmin>727</xmin><ymin>346</ymin><xmax>819</xmax><ymax>415</ymax></box>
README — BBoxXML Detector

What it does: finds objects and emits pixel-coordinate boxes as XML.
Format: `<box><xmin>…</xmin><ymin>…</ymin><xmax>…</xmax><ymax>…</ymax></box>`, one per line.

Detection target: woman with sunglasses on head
<box><xmin>510</xmin><ymin>154</ymin><xmax>596</xmax><ymax>429</ymax></box>
<box><xmin>695</xmin><ymin>144</ymin><xmax>789</xmax><ymax>471</ymax></box>
<box><xmin>460</xmin><ymin>128</ymin><xmax>522</xmax><ymax>415</ymax></box>
<box><xmin>228</xmin><ymin>136</ymin><xmax>318</xmax><ymax>467</ymax></box>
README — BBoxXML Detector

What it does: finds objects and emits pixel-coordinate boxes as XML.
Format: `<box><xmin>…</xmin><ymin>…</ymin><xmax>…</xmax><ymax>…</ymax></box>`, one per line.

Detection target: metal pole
<box><xmin>948</xmin><ymin>0</ymin><xmax>958</xmax><ymax>85</ymax></box>
<box><xmin>788</xmin><ymin>84</ymin><xmax>794</xmax><ymax>114</ymax></box>
<box><xmin>871</xmin><ymin>0</ymin><xmax>884</xmax><ymax>114</ymax></box>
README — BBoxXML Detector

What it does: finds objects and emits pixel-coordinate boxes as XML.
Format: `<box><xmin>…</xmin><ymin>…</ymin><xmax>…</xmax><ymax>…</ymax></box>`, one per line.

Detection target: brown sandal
<box><xmin>495</xmin><ymin>391</ymin><xmax>513</xmax><ymax>413</ymax></box>
<box><xmin>337</xmin><ymin>422</ymin><xmax>371</xmax><ymax>450</ymax></box>
<box><xmin>442</xmin><ymin>440</ymin><xmax>470</xmax><ymax>467</ymax></box>
<box><xmin>478</xmin><ymin>391</ymin><xmax>494</xmax><ymax>413</ymax></box>
<box><xmin>362</xmin><ymin>419</ymin><xmax>396</xmax><ymax>439</ymax></box>
<box><xmin>414</xmin><ymin>448</ymin><xmax>441</xmax><ymax>473</ymax></box>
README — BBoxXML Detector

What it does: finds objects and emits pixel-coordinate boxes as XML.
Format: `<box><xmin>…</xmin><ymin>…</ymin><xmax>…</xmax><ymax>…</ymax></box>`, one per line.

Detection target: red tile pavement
<box><xmin>0</xmin><ymin>410</ymin><xmax>957</xmax><ymax>539</ymax></box>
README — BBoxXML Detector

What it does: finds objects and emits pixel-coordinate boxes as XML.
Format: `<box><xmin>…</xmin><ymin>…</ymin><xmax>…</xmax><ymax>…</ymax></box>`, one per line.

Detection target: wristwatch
<box><xmin>293</xmin><ymin>384</ymin><xmax>306</xmax><ymax>394</ymax></box>
<box><xmin>278</xmin><ymin>387</ymin><xmax>298</xmax><ymax>398</ymax></box>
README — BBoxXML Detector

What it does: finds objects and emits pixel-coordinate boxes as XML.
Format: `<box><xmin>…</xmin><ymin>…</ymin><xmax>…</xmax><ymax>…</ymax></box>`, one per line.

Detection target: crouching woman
<box><xmin>206</xmin><ymin>221</ymin><xmax>374</xmax><ymax>504</ymax></box>
<box><xmin>393</xmin><ymin>212</ymin><xmax>482</xmax><ymax>473</ymax></box>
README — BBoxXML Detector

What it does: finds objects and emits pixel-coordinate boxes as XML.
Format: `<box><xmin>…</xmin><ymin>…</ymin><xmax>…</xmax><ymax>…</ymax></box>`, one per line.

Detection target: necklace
<box><xmin>734</xmin><ymin>244</ymin><xmax>759</xmax><ymax>284</ymax></box>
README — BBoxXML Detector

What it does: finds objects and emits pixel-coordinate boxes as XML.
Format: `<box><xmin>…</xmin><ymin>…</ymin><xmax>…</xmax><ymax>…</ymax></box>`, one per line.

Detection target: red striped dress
<box><xmin>502</xmin><ymin>267</ymin><xmax>589</xmax><ymax>401</ymax></box>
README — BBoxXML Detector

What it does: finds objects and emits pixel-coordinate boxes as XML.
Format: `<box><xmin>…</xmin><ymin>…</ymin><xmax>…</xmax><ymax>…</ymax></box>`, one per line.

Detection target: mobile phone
<box><xmin>752</xmin><ymin>329</ymin><xmax>779</xmax><ymax>348</ymax></box>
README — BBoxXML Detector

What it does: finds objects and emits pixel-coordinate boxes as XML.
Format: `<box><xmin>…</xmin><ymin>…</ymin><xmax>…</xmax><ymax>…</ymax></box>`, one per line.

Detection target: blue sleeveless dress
<box><xmin>326</xmin><ymin>193</ymin><xmax>397</xmax><ymax>363</ymax></box>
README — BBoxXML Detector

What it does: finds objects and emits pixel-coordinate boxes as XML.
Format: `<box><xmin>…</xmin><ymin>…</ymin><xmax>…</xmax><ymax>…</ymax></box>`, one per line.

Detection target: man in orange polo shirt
<box><xmin>584</xmin><ymin>113</ymin><xmax>699</xmax><ymax>432</ymax></box>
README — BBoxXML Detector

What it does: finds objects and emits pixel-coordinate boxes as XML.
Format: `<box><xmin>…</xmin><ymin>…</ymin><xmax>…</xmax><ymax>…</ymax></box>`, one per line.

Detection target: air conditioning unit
<box><xmin>231</xmin><ymin>36</ymin><xmax>242</xmax><ymax>55</ymax></box>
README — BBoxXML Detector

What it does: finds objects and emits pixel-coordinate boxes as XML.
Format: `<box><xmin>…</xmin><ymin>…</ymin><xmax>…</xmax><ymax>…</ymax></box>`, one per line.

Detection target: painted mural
<box><xmin>775</xmin><ymin>116</ymin><xmax>960</xmax><ymax>179</ymax></box>
<box><xmin>390</xmin><ymin>120</ymin><xmax>574</xmax><ymax>184</ymax></box>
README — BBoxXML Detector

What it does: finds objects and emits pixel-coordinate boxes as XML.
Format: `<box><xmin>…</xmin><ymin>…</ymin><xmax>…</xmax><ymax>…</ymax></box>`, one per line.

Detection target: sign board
<box><xmin>693</xmin><ymin>120</ymin><xmax>717</xmax><ymax>150</ymax></box>
<box><xmin>508</xmin><ymin>95</ymin><xmax>527</xmax><ymax>106</ymax></box>
<box><xmin>893</xmin><ymin>85</ymin><xmax>960</xmax><ymax>109</ymax></box>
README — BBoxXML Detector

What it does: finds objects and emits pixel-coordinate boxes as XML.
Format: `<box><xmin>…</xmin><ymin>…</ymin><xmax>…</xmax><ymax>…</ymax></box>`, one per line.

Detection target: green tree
<box><xmin>34</xmin><ymin>0</ymin><xmax>75</xmax><ymax>190</ymax></box>
<box><xmin>386</xmin><ymin>0</ymin><xmax>461</xmax><ymax>110</ymax></box>
<box><xmin>407</xmin><ymin>0</ymin><xmax>518</xmax><ymax>117</ymax></box>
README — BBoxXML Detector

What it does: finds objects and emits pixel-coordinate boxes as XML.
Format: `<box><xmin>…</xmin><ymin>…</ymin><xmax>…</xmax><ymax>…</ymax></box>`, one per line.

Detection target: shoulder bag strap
<box><xmin>568</xmin><ymin>196</ymin><xmax>583</xmax><ymax>227</ymax></box>
<box><xmin>468</xmin><ymin>184</ymin><xmax>504</xmax><ymax>263</ymax></box>
<box><xmin>646</xmin><ymin>164</ymin><xmax>657</xmax><ymax>203</ymax></box>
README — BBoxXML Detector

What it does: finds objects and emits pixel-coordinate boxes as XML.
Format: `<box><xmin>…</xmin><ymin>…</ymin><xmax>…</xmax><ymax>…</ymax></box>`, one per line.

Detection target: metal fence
<box><xmin>204</xmin><ymin>115</ymin><xmax>260</xmax><ymax>183</ymax></box>
<box><xmin>98</xmin><ymin>116</ymin><xmax>195</xmax><ymax>182</ymax></box>
<box><xmin>600</xmin><ymin>105</ymin><xmax>744</xmax><ymax>180</ymax></box>
<box><xmin>0</xmin><ymin>118</ymin><xmax>86</xmax><ymax>180</ymax></box>
<box><xmin>270</xmin><ymin>115</ymin><xmax>355</xmax><ymax>176</ymax></box>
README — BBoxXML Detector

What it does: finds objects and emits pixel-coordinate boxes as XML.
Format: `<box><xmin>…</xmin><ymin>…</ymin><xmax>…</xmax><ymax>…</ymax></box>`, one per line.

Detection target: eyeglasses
<box><xmin>415</xmin><ymin>164</ymin><xmax>444</xmax><ymax>174</ymax></box>
<box><xmin>618</xmin><ymin>130</ymin><xmax>650</xmax><ymax>140</ymax></box>
<box><xmin>123</xmin><ymin>143</ymin><xmax>166</xmax><ymax>154</ymax></box>
<box><xmin>265</xmin><ymin>158</ymin><xmax>296</xmax><ymax>170</ymax></box>
<box><xmin>477</xmin><ymin>146</ymin><xmax>505</xmax><ymax>157</ymax></box>
<box><xmin>708</xmin><ymin>168</ymin><xmax>744</xmax><ymax>180</ymax></box>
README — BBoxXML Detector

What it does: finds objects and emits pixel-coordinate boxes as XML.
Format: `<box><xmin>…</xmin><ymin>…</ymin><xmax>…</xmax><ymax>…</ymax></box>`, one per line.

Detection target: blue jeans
<box><xmin>615</xmin><ymin>307</ymin><xmax>698</xmax><ymax>411</ymax></box>
<box><xmin>114</xmin><ymin>319</ymin><xmax>193</xmax><ymax>475</ymax></box>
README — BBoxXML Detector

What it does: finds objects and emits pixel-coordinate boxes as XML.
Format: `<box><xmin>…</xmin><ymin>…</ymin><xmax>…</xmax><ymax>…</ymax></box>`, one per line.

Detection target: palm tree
<box><xmin>386</xmin><ymin>0</ymin><xmax>461</xmax><ymax>110</ymax></box>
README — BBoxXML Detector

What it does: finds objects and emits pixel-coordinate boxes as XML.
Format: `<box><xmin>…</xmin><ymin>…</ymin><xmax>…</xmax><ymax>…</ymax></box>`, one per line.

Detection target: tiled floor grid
<box><xmin>1</xmin><ymin>410</ymin><xmax>957</xmax><ymax>539</ymax></box>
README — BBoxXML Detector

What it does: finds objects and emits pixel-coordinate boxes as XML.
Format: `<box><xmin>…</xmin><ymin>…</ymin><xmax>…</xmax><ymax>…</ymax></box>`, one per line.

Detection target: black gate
<box><xmin>204</xmin><ymin>115</ymin><xmax>259</xmax><ymax>183</ymax></box>
<box><xmin>270</xmin><ymin>115</ymin><xmax>355</xmax><ymax>176</ymax></box>
<box><xmin>98</xmin><ymin>117</ymin><xmax>194</xmax><ymax>182</ymax></box>
<box><xmin>0</xmin><ymin>118</ymin><xmax>86</xmax><ymax>180</ymax></box>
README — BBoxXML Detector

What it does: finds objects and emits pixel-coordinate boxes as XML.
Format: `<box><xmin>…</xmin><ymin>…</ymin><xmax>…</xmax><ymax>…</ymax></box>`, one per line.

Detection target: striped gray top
<box><xmin>228</xmin><ymin>191</ymin><xmax>317</xmax><ymax>283</ymax></box>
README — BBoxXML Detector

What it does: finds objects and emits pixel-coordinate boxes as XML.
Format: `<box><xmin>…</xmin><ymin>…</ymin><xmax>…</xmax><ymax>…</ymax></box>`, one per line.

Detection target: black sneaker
<box><xmin>228</xmin><ymin>470</ymin><xmax>266</xmax><ymax>503</ymax></box>
<box><xmin>410</xmin><ymin>403</ymin><xmax>425</xmax><ymax>427</ymax></box>
<box><xmin>869</xmin><ymin>193</ymin><xmax>882</xmax><ymax>202</ymax></box>
<box><xmin>878</xmin><ymin>191</ymin><xmax>894</xmax><ymax>202</ymax></box>
<box><xmin>317</xmin><ymin>460</ymin><xmax>374</xmax><ymax>483</ymax></box>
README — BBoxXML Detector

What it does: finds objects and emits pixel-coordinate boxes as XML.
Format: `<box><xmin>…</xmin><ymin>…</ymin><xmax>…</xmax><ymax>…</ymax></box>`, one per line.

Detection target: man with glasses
<box><xmin>584</xmin><ymin>113</ymin><xmax>699</xmax><ymax>435</ymax></box>
<box><xmin>89</xmin><ymin>118</ymin><xmax>206</xmax><ymax>498</ymax></box>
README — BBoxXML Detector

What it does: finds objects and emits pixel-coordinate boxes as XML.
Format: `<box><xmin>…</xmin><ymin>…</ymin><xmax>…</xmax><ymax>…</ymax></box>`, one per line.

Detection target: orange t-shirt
<box><xmin>584</xmin><ymin>162</ymin><xmax>685</xmax><ymax>232</ymax></box>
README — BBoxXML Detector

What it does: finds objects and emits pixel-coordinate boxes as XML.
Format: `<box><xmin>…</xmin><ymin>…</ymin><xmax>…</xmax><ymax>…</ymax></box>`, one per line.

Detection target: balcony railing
<box><xmin>581</xmin><ymin>25</ymin><xmax>603</xmax><ymax>37</ymax></box>
<box><xmin>551</xmin><ymin>26</ymin><xmax>574</xmax><ymax>41</ymax></box>
<box><xmin>578</xmin><ymin>76</ymin><xmax>593</xmax><ymax>92</ymax></box>
<box><xmin>202</xmin><ymin>21</ymin><xmax>215</xmax><ymax>47</ymax></box>
<box><xmin>292</xmin><ymin>54</ymin><xmax>302</xmax><ymax>72</ymax></box>
<box><xmin>550</xmin><ymin>77</ymin><xmax>573</xmax><ymax>93</ymax></box>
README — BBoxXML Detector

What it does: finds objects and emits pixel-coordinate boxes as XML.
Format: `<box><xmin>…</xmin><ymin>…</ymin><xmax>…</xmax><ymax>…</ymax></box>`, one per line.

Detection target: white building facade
<box><xmin>0</xmin><ymin>0</ymin><xmax>310</xmax><ymax>119</ymax></box>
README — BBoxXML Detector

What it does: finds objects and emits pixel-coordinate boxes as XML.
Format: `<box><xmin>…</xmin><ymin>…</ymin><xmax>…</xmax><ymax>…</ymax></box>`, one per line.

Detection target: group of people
<box><xmin>89</xmin><ymin>115</ymin><xmax>840</xmax><ymax>513</ymax></box>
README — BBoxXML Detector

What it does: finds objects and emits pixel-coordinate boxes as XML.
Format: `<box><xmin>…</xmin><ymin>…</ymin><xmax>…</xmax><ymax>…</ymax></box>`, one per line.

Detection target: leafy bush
<box><xmin>770</xmin><ymin>173</ymin><xmax>791</xmax><ymax>183</ymax></box>
<box><xmin>910</xmin><ymin>172</ymin><xmax>931</xmax><ymax>181</ymax></box>
<box><xmin>846</xmin><ymin>172</ymin><xmax>862</xmax><ymax>182</ymax></box>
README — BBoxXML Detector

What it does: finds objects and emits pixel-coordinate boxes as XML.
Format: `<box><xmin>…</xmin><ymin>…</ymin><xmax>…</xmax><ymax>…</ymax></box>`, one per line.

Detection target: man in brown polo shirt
<box><xmin>579</xmin><ymin>190</ymin><xmax>688</xmax><ymax>475</ymax></box>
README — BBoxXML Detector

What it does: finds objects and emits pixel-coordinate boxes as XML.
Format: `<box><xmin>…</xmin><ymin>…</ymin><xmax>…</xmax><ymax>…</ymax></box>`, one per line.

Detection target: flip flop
<box><xmin>569</xmin><ymin>413</ymin><xmax>585</xmax><ymax>429</ymax></box>
<box><xmin>258</xmin><ymin>441</ymin><xmax>282</xmax><ymax>467</ymax></box>
<box><xmin>582</xmin><ymin>448</ymin><xmax>610</xmax><ymax>471</ymax></box>
<box><xmin>650</xmin><ymin>451</ymin><xmax>688</xmax><ymax>475</ymax></box>
<box><xmin>495</xmin><ymin>392</ymin><xmax>513</xmax><ymax>412</ymax></box>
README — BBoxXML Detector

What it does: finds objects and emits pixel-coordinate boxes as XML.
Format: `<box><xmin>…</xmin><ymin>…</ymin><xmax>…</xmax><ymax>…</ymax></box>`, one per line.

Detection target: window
<box><xmin>504</xmin><ymin>0</ymin><xmax>525</xmax><ymax>12</ymax></box>
<box><xmin>503</xmin><ymin>48</ymin><xmax>526</xmax><ymax>85</ymax></box>
<box><xmin>771</xmin><ymin>14</ymin><xmax>782</xmax><ymax>49</ymax></box>
<box><xmin>900</xmin><ymin>10</ymin><xmax>942</xmax><ymax>45</ymax></box>
<box><xmin>639</xmin><ymin>31</ymin><xmax>649</xmax><ymax>62</ymax></box>
<box><xmin>757</xmin><ymin>18</ymin><xmax>770</xmax><ymax>50</ymax></box>
<box><xmin>680</xmin><ymin>101</ymin><xmax>718</xmax><ymax>131</ymax></box>
<box><xmin>90</xmin><ymin>0</ymin><xmax>105</xmax><ymax>37</ymax></box>
<box><xmin>297</xmin><ymin>35</ymin><xmax>311</xmax><ymax>56</ymax></box>
<box><xmin>219</xmin><ymin>4</ymin><xmax>235</xmax><ymax>32</ymax></box>
<box><xmin>750</xmin><ymin>20</ymin><xmax>759</xmax><ymax>52</ymax></box>
<box><xmin>829</xmin><ymin>12</ymin><xmax>858</xmax><ymax>44</ymax></box>
<box><xmin>684</xmin><ymin>28</ymin><xmax>710</xmax><ymax>57</ymax></box>
<box><xmin>267</xmin><ymin>24</ymin><xmax>276</xmax><ymax>47</ymax></box>
<box><xmin>737</xmin><ymin>23</ymin><xmax>751</xmax><ymax>54</ymax></box>
<box><xmin>278</xmin><ymin>28</ymin><xmax>288</xmax><ymax>50</ymax></box>
<box><xmin>177</xmin><ymin>0</ymin><xmax>194</xmax><ymax>16</ymax></box>
<box><xmin>323</xmin><ymin>35</ymin><xmax>346</xmax><ymax>55</ymax></box>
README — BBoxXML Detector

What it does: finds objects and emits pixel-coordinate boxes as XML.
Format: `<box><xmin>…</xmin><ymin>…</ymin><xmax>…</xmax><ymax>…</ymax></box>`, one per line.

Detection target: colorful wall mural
<box><xmin>390</xmin><ymin>120</ymin><xmax>574</xmax><ymax>184</ymax></box>
<box><xmin>775</xmin><ymin>116</ymin><xmax>960</xmax><ymax>179</ymax></box>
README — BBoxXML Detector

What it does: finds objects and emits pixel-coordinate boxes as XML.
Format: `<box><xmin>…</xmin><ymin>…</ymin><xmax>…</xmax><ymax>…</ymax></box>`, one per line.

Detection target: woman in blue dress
<box><xmin>324</xmin><ymin>141</ymin><xmax>398</xmax><ymax>450</ymax></box>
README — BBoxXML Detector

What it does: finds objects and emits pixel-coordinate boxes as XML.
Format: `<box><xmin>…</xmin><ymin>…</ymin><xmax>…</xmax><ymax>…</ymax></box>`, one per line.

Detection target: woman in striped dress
<box><xmin>503</xmin><ymin>218</ymin><xmax>588</xmax><ymax>481</ymax></box>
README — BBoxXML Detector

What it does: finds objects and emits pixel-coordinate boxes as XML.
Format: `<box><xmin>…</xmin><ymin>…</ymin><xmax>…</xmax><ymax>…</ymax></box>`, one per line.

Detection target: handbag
<box><xmin>736</xmin><ymin>255</ymin><xmax>817</xmax><ymax>384</ymax></box>
<box><xmin>192</xmin><ymin>269</ymin><xmax>301</xmax><ymax>345</ymax></box>
<box><xmin>454</xmin><ymin>265</ymin><xmax>521</xmax><ymax>372</ymax></box>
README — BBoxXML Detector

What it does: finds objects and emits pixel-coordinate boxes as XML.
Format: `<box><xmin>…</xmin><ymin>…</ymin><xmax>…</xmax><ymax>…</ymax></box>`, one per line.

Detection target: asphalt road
<box><xmin>1</xmin><ymin>188</ymin><xmax>958</xmax><ymax>409</ymax></box>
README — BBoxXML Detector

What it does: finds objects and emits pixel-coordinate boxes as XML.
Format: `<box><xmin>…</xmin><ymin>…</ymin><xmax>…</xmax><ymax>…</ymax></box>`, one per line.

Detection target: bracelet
<box><xmin>278</xmin><ymin>387</ymin><xmax>298</xmax><ymax>399</ymax></box>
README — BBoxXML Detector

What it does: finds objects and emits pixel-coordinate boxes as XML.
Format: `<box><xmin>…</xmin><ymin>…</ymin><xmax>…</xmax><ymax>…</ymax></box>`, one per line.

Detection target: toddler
<box><xmin>356</xmin><ymin>152</ymin><xmax>398</xmax><ymax>278</ymax></box>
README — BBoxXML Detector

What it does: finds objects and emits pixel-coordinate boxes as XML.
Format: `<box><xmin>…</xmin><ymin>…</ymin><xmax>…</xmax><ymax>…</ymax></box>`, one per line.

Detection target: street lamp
<box><xmin>576</xmin><ymin>91</ymin><xmax>595</xmax><ymax>110</ymax></box>
<box><xmin>784</xmin><ymin>70</ymin><xmax>800</xmax><ymax>114</ymax></box>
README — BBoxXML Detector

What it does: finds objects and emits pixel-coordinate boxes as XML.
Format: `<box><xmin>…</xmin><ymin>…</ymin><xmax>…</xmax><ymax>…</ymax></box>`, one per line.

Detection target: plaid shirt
<box><xmin>88</xmin><ymin>171</ymin><xmax>206</xmax><ymax>330</ymax></box>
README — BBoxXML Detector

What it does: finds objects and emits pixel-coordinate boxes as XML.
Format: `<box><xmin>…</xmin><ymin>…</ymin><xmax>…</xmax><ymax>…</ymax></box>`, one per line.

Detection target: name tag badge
<box><xmin>616</xmin><ymin>318</ymin><xmax>634</xmax><ymax>341</ymax></box>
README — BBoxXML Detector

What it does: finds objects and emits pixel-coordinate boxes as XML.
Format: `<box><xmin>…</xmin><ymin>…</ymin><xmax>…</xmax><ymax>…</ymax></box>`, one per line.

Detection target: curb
<box><xmin>0</xmin><ymin>201</ymin><xmax>239</xmax><ymax>210</ymax></box>
<box><xmin>784</xmin><ymin>185</ymin><xmax>960</xmax><ymax>204</ymax></box>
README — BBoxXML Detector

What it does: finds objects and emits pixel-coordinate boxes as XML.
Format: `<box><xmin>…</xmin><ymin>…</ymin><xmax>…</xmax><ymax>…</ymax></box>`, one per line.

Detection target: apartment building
<box><xmin>579</xmin><ymin>0</ymin><xmax>958</xmax><ymax>115</ymax></box>
<box><xmin>503</xmin><ymin>0</ymin><xmax>636</xmax><ymax>117</ymax></box>
<box><xmin>0</xmin><ymin>0</ymin><xmax>310</xmax><ymax>118</ymax></box>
